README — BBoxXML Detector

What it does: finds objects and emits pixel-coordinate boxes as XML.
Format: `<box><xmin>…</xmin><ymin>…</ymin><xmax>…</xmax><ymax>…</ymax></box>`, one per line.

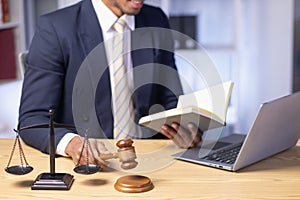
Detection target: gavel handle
<box><xmin>99</xmin><ymin>153</ymin><xmax>119</xmax><ymax>160</ymax></box>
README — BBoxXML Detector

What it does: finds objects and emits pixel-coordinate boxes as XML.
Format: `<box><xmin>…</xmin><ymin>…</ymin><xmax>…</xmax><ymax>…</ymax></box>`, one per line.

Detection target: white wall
<box><xmin>57</xmin><ymin>0</ymin><xmax>82</xmax><ymax>9</ymax></box>
<box><xmin>236</xmin><ymin>0</ymin><xmax>294</xmax><ymax>133</ymax></box>
<box><xmin>0</xmin><ymin>80</ymin><xmax>23</xmax><ymax>138</ymax></box>
<box><xmin>167</xmin><ymin>0</ymin><xmax>294</xmax><ymax>133</ymax></box>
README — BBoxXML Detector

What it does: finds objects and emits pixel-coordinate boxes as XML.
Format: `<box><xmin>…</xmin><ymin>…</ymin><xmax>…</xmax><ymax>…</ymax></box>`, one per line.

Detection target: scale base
<box><xmin>31</xmin><ymin>172</ymin><xmax>74</xmax><ymax>190</ymax></box>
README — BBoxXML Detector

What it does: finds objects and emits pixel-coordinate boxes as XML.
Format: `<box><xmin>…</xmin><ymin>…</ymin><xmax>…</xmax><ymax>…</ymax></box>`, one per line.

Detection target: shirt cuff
<box><xmin>56</xmin><ymin>133</ymin><xmax>78</xmax><ymax>157</ymax></box>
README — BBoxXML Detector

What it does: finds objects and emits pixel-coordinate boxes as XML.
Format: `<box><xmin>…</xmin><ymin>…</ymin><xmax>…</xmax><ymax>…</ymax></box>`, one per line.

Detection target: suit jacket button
<box><xmin>82</xmin><ymin>115</ymin><xmax>89</xmax><ymax>121</ymax></box>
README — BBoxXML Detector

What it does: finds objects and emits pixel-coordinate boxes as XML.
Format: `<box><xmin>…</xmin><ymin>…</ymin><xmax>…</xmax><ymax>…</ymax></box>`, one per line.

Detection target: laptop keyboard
<box><xmin>202</xmin><ymin>143</ymin><xmax>243</xmax><ymax>164</ymax></box>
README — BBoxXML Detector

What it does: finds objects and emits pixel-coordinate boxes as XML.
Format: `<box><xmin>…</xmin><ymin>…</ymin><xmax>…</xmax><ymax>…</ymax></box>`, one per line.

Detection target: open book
<box><xmin>139</xmin><ymin>81</ymin><xmax>234</xmax><ymax>132</ymax></box>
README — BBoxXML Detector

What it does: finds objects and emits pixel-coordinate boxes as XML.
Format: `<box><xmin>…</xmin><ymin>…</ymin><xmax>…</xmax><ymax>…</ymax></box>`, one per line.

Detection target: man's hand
<box><xmin>65</xmin><ymin>136</ymin><xmax>111</xmax><ymax>168</ymax></box>
<box><xmin>160</xmin><ymin>122</ymin><xmax>203</xmax><ymax>148</ymax></box>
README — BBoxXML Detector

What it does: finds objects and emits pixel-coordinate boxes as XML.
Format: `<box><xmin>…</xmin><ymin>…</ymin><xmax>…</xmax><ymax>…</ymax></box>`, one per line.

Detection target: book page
<box><xmin>139</xmin><ymin>81</ymin><xmax>234</xmax><ymax>132</ymax></box>
<box><xmin>176</xmin><ymin>81</ymin><xmax>233</xmax><ymax>121</ymax></box>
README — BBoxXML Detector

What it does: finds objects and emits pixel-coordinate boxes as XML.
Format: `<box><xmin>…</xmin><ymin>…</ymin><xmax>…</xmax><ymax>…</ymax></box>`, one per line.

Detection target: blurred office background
<box><xmin>0</xmin><ymin>0</ymin><xmax>297</xmax><ymax>138</ymax></box>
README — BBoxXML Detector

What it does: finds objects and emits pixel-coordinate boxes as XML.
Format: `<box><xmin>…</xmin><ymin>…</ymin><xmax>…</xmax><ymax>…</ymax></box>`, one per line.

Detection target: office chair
<box><xmin>18</xmin><ymin>51</ymin><xmax>28</xmax><ymax>79</ymax></box>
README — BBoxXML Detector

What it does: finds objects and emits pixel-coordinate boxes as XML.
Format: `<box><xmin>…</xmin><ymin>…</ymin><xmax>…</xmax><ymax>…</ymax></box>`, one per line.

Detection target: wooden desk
<box><xmin>0</xmin><ymin>139</ymin><xmax>300</xmax><ymax>199</ymax></box>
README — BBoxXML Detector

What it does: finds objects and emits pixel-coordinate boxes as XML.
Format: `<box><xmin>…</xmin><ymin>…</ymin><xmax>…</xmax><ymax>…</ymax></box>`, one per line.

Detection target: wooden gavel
<box><xmin>99</xmin><ymin>138</ymin><xmax>138</xmax><ymax>170</ymax></box>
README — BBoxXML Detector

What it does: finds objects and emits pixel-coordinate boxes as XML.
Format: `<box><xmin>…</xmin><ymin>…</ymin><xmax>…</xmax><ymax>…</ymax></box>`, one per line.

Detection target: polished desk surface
<box><xmin>0</xmin><ymin>138</ymin><xmax>300</xmax><ymax>200</ymax></box>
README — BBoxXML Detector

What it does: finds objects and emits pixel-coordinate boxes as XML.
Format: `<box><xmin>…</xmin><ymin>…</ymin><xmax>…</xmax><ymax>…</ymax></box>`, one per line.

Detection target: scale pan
<box><xmin>5</xmin><ymin>165</ymin><xmax>33</xmax><ymax>175</ymax></box>
<box><xmin>73</xmin><ymin>164</ymin><xmax>101</xmax><ymax>175</ymax></box>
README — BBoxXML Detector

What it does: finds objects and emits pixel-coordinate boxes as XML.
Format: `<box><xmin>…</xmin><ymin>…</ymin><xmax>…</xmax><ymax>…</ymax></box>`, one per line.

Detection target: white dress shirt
<box><xmin>56</xmin><ymin>0</ymin><xmax>135</xmax><ymax>156</ymax></box>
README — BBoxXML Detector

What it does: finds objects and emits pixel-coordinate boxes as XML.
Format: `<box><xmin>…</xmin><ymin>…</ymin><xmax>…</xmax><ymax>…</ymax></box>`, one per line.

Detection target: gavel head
<box><xmin>116</xmin><ymin>138</ymin><xmax>138</xmax><ymax>170</ymax></box>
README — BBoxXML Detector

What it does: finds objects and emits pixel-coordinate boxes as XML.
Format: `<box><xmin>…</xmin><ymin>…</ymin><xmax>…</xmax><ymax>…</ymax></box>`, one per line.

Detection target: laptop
<box><xmin>172</xmin><ymin>92</ymin><xmax>300</xmax><ymax>171</ymax></box>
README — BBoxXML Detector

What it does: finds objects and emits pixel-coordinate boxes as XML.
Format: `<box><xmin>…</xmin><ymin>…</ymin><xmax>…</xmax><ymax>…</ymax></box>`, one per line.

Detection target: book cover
<box><xmin>0</xmin><ymin>0</ymin><xmax>2</xmax><ymax>24</ymax></box>
<box><xmin>1</xmin><ymin>0</ymin><xmax>9</xmax><ymax>23</ymax></box>
<box><xmin>0</xmin><ymin>28</ymin><xmax>16</xmax><ymax>79</ymax></box>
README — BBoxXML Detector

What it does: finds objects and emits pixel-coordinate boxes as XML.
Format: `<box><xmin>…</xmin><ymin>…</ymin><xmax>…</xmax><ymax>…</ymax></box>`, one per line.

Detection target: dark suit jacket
<box><xmin>19</xmin><ymin>0</ymin><xmax>183</xmax><ymax>154</ymax></box>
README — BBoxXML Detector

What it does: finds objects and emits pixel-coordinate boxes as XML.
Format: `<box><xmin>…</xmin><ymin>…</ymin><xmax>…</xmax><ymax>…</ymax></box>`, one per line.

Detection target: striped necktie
<box><xmin>112</xmin><ymin>18</ymin><xmax>135</xmax><ymax>139</ymax></box>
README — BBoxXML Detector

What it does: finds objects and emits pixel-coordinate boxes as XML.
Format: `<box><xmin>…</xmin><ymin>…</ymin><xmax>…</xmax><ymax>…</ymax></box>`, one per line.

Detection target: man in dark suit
<box><xmin>19</xmin><ymin>0</ymin><xmax>202</xmax><ymax>166</ymax></box>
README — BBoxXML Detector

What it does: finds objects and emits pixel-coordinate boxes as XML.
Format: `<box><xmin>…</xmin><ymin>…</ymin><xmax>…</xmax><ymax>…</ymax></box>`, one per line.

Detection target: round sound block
<box><xmin>114</xmin><ymin>175</ymin><xmax>154</xmax><ymax>193</ymax></box>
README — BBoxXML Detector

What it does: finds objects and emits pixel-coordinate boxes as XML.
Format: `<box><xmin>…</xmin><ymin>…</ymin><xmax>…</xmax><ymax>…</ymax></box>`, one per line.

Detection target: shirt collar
<box><xmin>92</xmin><ymin>0</ymin><xmax>135</xmax><ymax>32</ymax></box>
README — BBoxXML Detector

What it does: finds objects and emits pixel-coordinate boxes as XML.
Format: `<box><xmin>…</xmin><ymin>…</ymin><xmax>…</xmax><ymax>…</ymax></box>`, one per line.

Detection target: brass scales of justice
<box><xmin>4</xmin><ymin>110</ymin><xmax>154</xmax><ymax>193</ymax></box>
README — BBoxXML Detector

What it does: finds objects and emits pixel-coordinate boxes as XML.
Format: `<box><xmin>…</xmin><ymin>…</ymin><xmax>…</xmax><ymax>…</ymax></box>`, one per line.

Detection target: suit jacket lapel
<box><xmin>78</xmin><ymin>0</ymin><xmax>103</xmax><ymax>56</ymax></box>
<box><xmin>76</xmin><ymin>0</ymin><xmax>113</xmax><ymax>138</ymax></box>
